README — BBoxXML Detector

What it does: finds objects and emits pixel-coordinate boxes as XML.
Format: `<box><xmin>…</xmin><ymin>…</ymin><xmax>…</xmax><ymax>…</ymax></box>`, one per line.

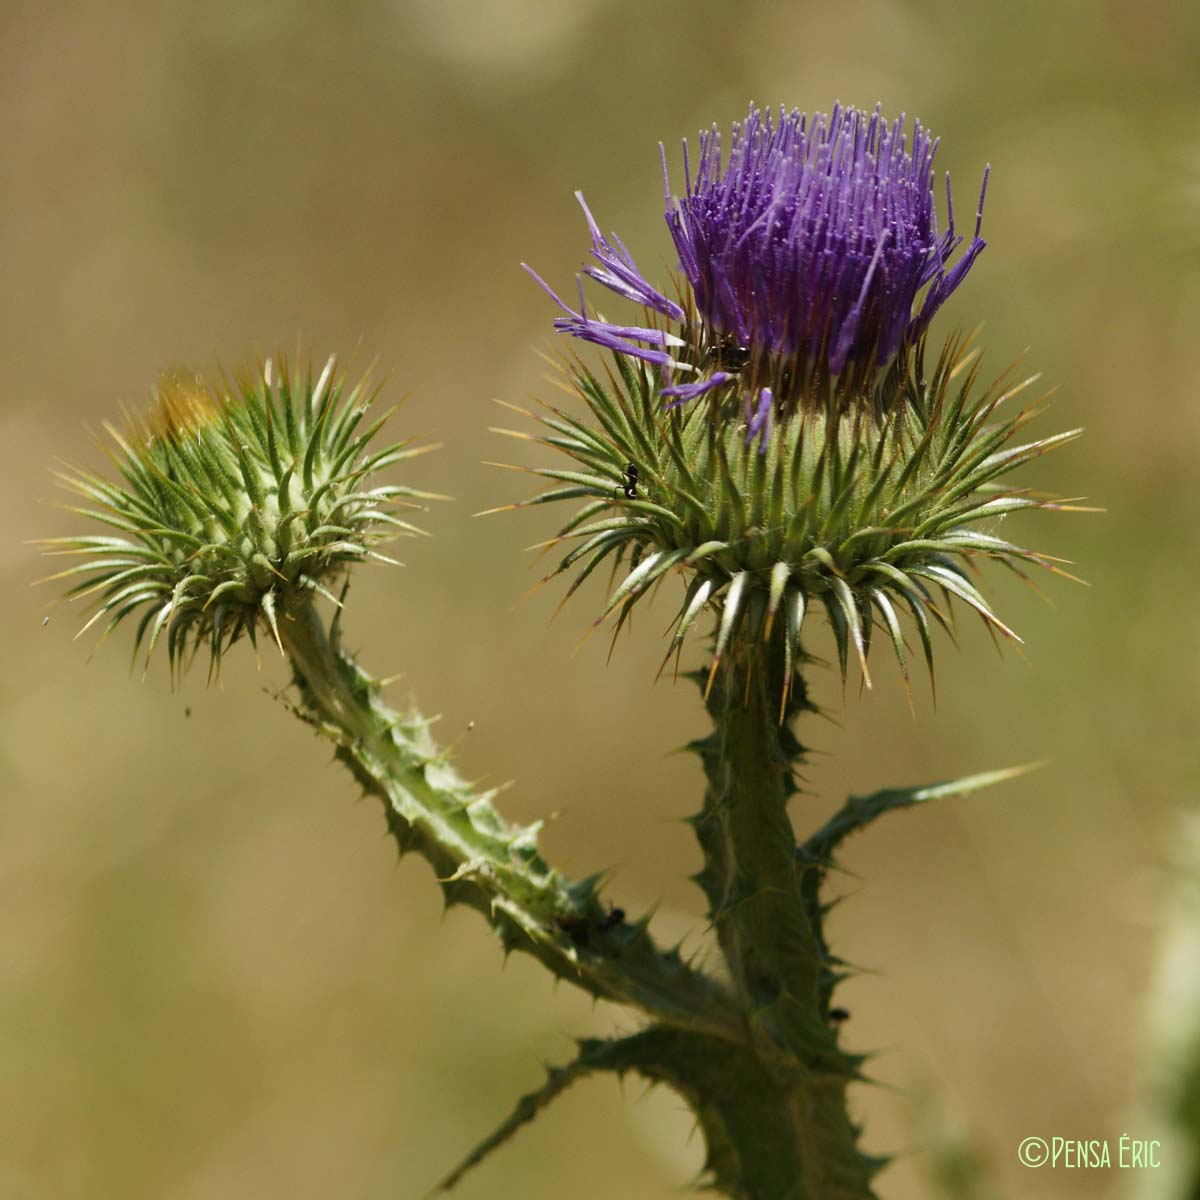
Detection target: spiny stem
<box><xmin>691</xmin><ymin>634</ymin><xmax>879</xmax><ymax>1199</ymax></box>
<box><xmin>275</xmin><ymin>590</ymin><xmax>744</xmax><ymax>1045</ymax></box>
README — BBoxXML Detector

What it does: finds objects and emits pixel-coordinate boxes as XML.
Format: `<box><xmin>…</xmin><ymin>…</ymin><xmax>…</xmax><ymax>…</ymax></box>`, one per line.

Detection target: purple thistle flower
<box><xmin>529</xmin><ymin>102</ymin><xmax>989</xmax><ymax>444</ymax></box>
<box><xmin>664</xmin><ymin>103</ymin><xmax>988</xmax><ymax>378</ymax></box>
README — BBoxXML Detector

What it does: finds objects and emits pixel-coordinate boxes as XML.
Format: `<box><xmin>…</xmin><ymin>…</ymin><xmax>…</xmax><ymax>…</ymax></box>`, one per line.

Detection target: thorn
<box><xmin>702</xmin><ymin>655</ymin><xmax>722</xmax><ymax>701</ymax></box>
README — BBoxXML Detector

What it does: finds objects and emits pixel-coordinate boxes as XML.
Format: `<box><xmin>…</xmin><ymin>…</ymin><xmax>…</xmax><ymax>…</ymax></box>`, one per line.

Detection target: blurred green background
<box><xmin>3</xmin><ymin>2</ymin><xmax>1198</xmax><ymax>1197</ymax></box>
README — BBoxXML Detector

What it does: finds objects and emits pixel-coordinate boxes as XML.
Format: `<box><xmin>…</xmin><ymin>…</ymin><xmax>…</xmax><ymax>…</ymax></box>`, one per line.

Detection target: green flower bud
<box><xmin>42</xmin><ymin>355</ymin><xmax>436</xmax><ymax>679</ymax></box>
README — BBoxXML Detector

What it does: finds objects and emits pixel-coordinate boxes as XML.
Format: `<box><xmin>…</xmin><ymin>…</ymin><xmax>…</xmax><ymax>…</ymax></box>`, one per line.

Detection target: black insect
<box><xmin>617</xmin><ymin>462</ymin><xmax>639</xmax><ymax>500</ymax></box>
<box><xmin>828</xmin><ymin>1007</ymin><xmax>850</xmax><ymax>1024</ymax></box>
<box><xmin>554</xmin><ymin>904</ymin><xmax>626</xmax><ymax>947</ymax></box>
<box><xmin>706</xmin><ymin>341</ymin><xmax>751</xmax><ymax>372</ymax></box>
<box><xmin>597</xmin><ymin>906</ymin><xmax>625</xmax><ymax>932</ymax></box>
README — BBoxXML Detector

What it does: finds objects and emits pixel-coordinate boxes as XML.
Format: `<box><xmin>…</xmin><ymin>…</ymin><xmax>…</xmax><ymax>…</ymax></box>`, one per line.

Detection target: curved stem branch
<box><xmin>276</xmin><ymin>591</ymin><xmax>744</xmax><ymax>1045</ymax></box>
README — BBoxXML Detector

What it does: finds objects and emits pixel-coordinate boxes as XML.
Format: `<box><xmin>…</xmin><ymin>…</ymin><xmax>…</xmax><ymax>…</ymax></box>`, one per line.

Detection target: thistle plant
<box><xmin>496</xmin><ymin>102</ymin><xmax>1081</xmax><ymax>1195</ymax></box>
<box><xmin>43</xmin><ymin>103</ymin><xmax>1082</xmax><ymax>1200</ymax></box>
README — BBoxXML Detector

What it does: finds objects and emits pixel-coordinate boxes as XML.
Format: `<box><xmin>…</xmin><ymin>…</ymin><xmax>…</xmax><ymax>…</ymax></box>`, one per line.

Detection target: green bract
<box><xmin>43</xmin><ymin>357</ymin><xmax>436</xmax><ymax>679</ymax></box>
<box><xmin>496</xmin><ymin>333</ymin><xmax>1082</xmax><ymax>708</ymax></box>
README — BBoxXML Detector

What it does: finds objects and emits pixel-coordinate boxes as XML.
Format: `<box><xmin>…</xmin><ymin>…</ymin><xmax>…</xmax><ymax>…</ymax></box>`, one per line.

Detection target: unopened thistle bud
<box><xmin>43</xmin><ymin>357</ymin><xmax>435</xmax><ymax>679</ymax></box>
<box><xmin>506</xmin><ymin>103</ymin><xmax>1082</xmax><ymax>701</ymax></box>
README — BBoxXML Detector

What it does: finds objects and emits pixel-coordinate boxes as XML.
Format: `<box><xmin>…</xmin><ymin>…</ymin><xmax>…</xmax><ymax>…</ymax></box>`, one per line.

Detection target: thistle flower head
<box><xmin>42</xmin><ymin>356</ymin><xmax>435</xmax><ymax>679</ymax></box>
<box><xmin>505</xmin><ymin>105</ymin><xmax>1081</xmax><ymax>705</ymax></box>
<box><xmin>667</xmin><ymin>103</ymin><xmax>987</xmax><ymax>383</ymax></box>
<box><xmin>527</xmin><ymin>102</ymin><xmax>988</xmax><ymax>434</ymax></box>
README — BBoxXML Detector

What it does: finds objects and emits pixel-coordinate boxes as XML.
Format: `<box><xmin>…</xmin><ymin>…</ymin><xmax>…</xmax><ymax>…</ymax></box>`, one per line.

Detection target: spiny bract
<box><xmin>496</xmin><ymin>334</ymin><xmax>1082</xmax><ymax>710</ymax></box>
<box><xmin>43</xmin><ymin>356</ymin><xmax>436</xmax><ymax>680</ymax></box>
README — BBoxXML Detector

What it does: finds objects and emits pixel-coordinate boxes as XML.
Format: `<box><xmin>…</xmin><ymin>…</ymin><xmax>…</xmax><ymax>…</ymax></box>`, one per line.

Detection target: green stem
<box><xmin>274</xmin><ymin>591</ymin><xmax>743</xmax><ymax>1045</ymax></box>
<box><xmin>690</xmin><ymin>633</ymin><xmax>879</xmax><ymax>1199</ymax></box>
<box><xmin>278</xmin><ymin>592</ymin><xmax>881</xmax><ymax>1197</ymax></box>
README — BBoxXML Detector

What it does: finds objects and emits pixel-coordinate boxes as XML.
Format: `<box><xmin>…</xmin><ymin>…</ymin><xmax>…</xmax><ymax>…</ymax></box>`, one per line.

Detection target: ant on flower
<box><xmin>615</xmin><ymin>462</ymin><xmax>639</xmax><ymax>500</ymax></box>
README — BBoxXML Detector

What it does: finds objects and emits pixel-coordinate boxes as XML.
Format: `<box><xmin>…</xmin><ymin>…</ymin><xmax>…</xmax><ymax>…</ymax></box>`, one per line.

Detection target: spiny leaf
<box><xmin>436</xmin><ymin>1046</ymin><xmax>603</xmax><ymax>1192</ymax></box>
<box><xmin>799</xmin><ymin>763</ymin><xmax>1045</xmax><ymax>864</ymax></box>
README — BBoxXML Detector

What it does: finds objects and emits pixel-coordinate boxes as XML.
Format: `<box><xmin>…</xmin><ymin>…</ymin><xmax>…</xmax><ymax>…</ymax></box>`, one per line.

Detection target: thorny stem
<box><xmin>279</xmin><ymin>592</ymin><xmax>881</xmax><ymax>1198</ymax></box>
<box><xmin>274</xmin><ymin>591</ymin><xmax>744</xmax><ymax>1045</ymax></box>
<box><xmin>691</xmin><ymin>632</ymin><xmax>879</xmax><ymax>1199</ymax></box>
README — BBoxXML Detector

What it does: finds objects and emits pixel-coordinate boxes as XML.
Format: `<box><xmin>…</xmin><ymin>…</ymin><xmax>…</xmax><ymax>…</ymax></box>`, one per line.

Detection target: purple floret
<box><xmin>660</xmin><ymin>371</ymin><xmax>734</xmax><ymax>406</ymax></box>
<box><xmin>664</xmin><ymin>103</ymin><xmax>988</xmax><ymax>376</ymax></box>
<box><xmin>575</xmin><ymin>192</ymin><xmax>685</xmax><ymax>323</ymax></box>
<box><xmin>522</xmin><ymin>263</ymin><xmax>681</xmax><ymax>367</ymax></box>
<box><xmin>745</xmin><ymin>387</ymin><xmax>774</xmax><ymax>444</ymax></box>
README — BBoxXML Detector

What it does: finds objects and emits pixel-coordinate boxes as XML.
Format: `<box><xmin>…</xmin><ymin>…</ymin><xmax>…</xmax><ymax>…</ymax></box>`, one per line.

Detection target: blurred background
<box><xmin>3</xmin><ymin>2</ymin><xmax>1198</xmax><ymax>1197</ymax></box>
